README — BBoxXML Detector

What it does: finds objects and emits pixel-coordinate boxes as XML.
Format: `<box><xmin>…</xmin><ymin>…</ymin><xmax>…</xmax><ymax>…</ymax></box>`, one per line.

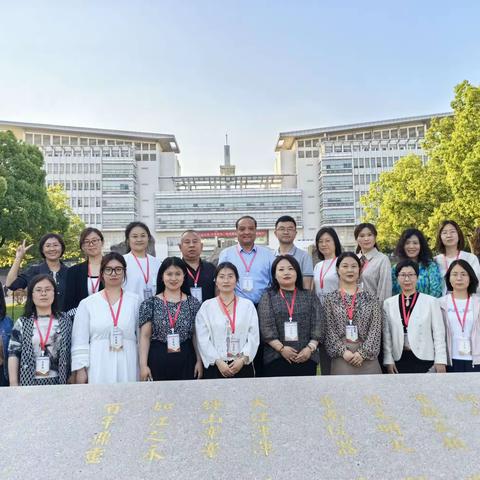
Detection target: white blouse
<box><xmin>445</xmin><ymin>296</ymin><xmax>475</xmax><ymax>360</ymax></box>
<box><xmin>123</xmin><ymin>253</ymin><xmax>162</xmax><ymax>301</ymax></box>
<box><xmin>434</xmin><ymin>251</ymin><xmax>480</xmax><ymax>295</ymax></box>
<box><xmin>195</xmin><ymin>296</ymin><xmax>259</xmax><ymax>368</ymax></box>
<box><xmin>313</xmin><ymin>258</ymin><xmax>339</xmax><ymax>300</ymax></box>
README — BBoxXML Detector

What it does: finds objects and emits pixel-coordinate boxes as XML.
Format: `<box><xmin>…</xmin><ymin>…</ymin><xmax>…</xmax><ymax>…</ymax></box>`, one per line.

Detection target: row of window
<box><xmin>76</xmin><ymin>213</ymin><xmax>101</xmax><ymax>224</ymax></box>
<box><xmin>69</xmin><ymin>197</ymin><xmax>102</xmax><ymax>208</ymax></box>
<box><xmin>25</xmin><ymin>133</ymin><xmax>157</xmax><ymax>150</ymax></box>
<box><xmin>43</xmin><ymin>149</ymin><xmax>133</xmax><ymax>158</ymax></box>
<box><xmin>47</xmin><ymin>180</ymin><xmax>101</xmax><ymax>191</ymax></box>
<box><xmin>46</xmin><ymin>163</ymin><xmax>101</xmax><ymax>174</ymax></box>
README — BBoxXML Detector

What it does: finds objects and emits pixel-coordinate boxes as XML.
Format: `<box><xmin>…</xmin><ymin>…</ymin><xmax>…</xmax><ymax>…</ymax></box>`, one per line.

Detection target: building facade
<box><xmin>275</xmin><ymin>113</ymin><xmax>451</xmax><ymax>248</ymax></box>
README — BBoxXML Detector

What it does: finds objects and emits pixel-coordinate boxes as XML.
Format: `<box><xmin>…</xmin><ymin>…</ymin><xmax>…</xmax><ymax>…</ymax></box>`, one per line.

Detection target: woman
<box><xmin>63</xmin><ymin>227</ymin><xmax>104</xmax><ymax>311</ymax></box>
<box><xmin>8</xmin><ymin>274</ymin><xmax>73</xmax><ymax>386</ymax></box>
<box><xmin>123</xmin><ymin>222</ymin><xmax>162</xmax><ymax>301</ymax></box>
<box><xmin>72</xmin><ymin>252</ymin><xmax>141</xmax><ymax>384</ymax></box>
<box><xmin>354</xmin><ymin>223</ymin><xmax>392</xmax><ymax>304</ymax></box>
<box><xmin>196</xmin><ymin>262</ymin><xmax>259</xmax><ymax>378</ymax></box>
<box><xmin>434</xmin><ymin>220</ymin><xmax>480</xmax><ymax>294</ymax></box>
<box><xmin>0</xmin><ymin>283</ymin><xmax>13</xmax><ymax>386</ymax></box>
<box><xmin>6</xmin><ymin>233</ymin><xmax>69</xmax><ymax>310</ymax></box>
<box><xmin>392</xmin><ymin>228</ymin><xmax>442</xmax><ymax>297</ymax></box>
<box><xmin>258</xmin><ymin>255</ymin><xmax>321</xmax><ymax>377</ymax></box>
<box><xmin>324</xmin><ymin>252</ymin><xmax>382</xmax><ymax>375</ymax></box>
<box><xmin>383</xmin><ymin>260</ymin><xmax>447</xmax><ymax>374</ymax></box>
<box><xmin>139</xmin><ymin>257</ymin><xmax>202</xmax><ymax>381</ymax></box>
<box><xmin>313</xmin><ymin>227</ymin><xmax>342</xmax><ymax>299</ymax></box>
<box><xmin>440</xmin><ymin>260</ymin><xmax>480</xmax><ymax>372</ymax></box>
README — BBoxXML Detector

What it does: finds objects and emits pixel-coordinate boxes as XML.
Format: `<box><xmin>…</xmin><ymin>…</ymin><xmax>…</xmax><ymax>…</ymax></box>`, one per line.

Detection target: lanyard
<box><xmin>88</xmin><ymin>263</ymin><xmax>101</xmax><ymax>294</ymax></box>
<box><xmin>360</xmin><ymin>255</ymin><xmax>370</xmax><ymax>273</ymax></box>
<box><xmin>132</xmin><ymin>253</ymin><xmax>150</xmax><ymax>284</ymax></box>
<box><xmin>341</xmin><ymin>288</ymin><xmax>358</xmax><ymax>322</ymax></box>
<box><xmin>236</xmin><ymin>245</ymin><xmax>257</xmax><ymax>273</ymax></box>
<box><xmin>451</xmin><ymin>293</ymin><xmax>470</xmax><ymax>333</ymax></box>
<box><xmin>187</xmin><ymin>266</ymin><xmax>201</xmax><ymax>288</ymax></box>
<box><xmin>319</xmin><ymin>258</ymin><xmax>336</xmax><ymax>289</ymax></box>
<box><xmin>217</xmin><ymin>296</ymin><xmax>237</xmax><ymax>334</ymax></box>
<box><xmin>279</xmin><ymin>288</ymin><xmax>297</xmax><ymax>321</ymax></box>
<box><xmin>103</xmin><ymin>289</ymin><xmax>124</xmax><ymax>327</ymax></box>
<box><xmin>163</xmin><ymin>295</ymin><xmax>182</xmax><ymax>332</ymax></box>
<box><xmin>401</xmin><ymin>292</ymin><xmax>418</xmax><ymax>327</ymax></box>
<box><xmin>34</xmin><ymin>314</ymin><xmax>55</xmax><ymax>355</ymax></box>
<box><xmin>444</xmin><ymin>251</ymin><xmax>460</xmax><ymax>272</ymax></box>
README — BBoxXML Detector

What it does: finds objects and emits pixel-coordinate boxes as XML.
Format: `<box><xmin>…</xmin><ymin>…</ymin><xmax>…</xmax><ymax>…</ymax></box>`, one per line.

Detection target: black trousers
<box><xmin>447</xmin><ymin>359</ymin><xmax>480</xmax><ymax>372</ymax></box>
<box><xmin>263</xmin><ymin>358</ymin><xmax>317</xmax><ymax>377</ymax></box>
<box><xmin>395</xmin><ymin>350</ymin><xmax>433</xmax><ymax>374</ymax></box>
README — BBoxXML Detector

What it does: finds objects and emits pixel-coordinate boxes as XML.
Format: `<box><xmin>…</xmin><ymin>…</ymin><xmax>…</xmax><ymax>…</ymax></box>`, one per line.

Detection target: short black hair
<box><xmin>445</xmin><ymin>259</ymin><xmax>479</xmax><ymax>295</ymax></box>
<box><xmin>275</xmin><ymin>216</ymin><xmax>296</xmax><ymax>228</ymax></box>
<box><xmin>24</xmin><ymin>274</ymin><xmax>60</xmax><ymax>318</ymax></box>
<box><xmin>215</xmin><ymin>262</ymin><xmax>239</xmax><ymax>282</ymax></box>
<box><xmin>100</xmin><ymin>252</ymin><xmax>127</xmax><ymax>283</ymax></box>
<box><xmin>353</xmin><ymin>223</ymin><xmax>379</xmax><ymax>254</ymax></box>
<box><xmin>394</xmin><ymin>228</ymin><xmax>432</xmax><ymax>267</ymax></box>
<box><xmin>270</xmin><ymin>255</ymin><xmax>304</xmax><ymax>291</ymax></box>
<box><xmin>39</xmin><ymin>233</ymin><xmax>66</xmax><ymax>259</ymax></box>
<box><xmin>156</xmin><ymin>257</ymin><xmax>190</xmax><ymax>295</ymax></box>
<box><xmin>336</xmin><ymin>252</ymin><xmax>362</xmax><ymax>271</ymax></box>
<box><xmin>125</xmin><ymin>221</ymin><xmax>152</xmax><ymax>252</ymax></box>
<box><xmin>395</xmin><ymin>259</ymin><xmax>419</xmax><ymax>277</ymax></box>
<box><xmin>436</xmin><ymin>220</ymin><xmax>465</xmax><ymax>254</ymax></box>
<box><xmin>315</xmin><ymin>227</ymin><xmax>342</xmax><ymax>260</ymax></box>
<box><xmin>235</xmin><ymin>216</ymin><xmax>257</xmax><ymax>229</ymax></box>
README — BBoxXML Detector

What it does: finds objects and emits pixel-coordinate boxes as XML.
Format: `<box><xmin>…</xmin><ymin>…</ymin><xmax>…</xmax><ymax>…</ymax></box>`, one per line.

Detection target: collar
<box><xmin>184</xmin><ymin>258</ymin><xmax>202</xmax><ymax>271</ymax></box>
<box><xmin>359</xmin><ymin>248</ymin><xmax>378</xmax><ymax>261</ymax></box>
<box><xmin>276</xmin><ymin>245</ymin><xmax>296</xmax><ymax>256</ymax></box>
<box><xmin>238</xmin><ymin>244</ymin><xmax>257</xmax><ymax>254</ymax></box>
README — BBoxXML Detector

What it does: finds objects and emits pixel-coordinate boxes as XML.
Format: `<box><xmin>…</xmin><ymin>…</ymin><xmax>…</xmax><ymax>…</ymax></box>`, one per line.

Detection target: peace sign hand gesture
<box><xmin>15</xmin><ymin>240</ymin><xmax>33</xmax><ymax>260</ymax></box>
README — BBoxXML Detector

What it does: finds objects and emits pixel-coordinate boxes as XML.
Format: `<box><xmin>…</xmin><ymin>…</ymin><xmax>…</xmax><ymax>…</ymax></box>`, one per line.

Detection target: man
<box><xmin>179</xmin><ymin>230</ymin><xmax>216</xmax><ymax>303</ymax></box>
<box><xmin>218</xmin><ymin>216</ymin><xmax>274</xmax><ymax>306</ymax></box>
<box><xmin>274</xmin><ymin>215</ymin><xmax>314</xmax><ymax>289</ymax></box>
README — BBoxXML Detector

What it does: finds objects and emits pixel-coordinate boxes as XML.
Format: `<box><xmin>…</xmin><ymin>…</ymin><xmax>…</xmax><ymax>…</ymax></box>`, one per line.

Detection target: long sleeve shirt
<box><xmin>358</xmin><ymin>248</ymin><xmax>392</xmax><ymax>304</ymax></box>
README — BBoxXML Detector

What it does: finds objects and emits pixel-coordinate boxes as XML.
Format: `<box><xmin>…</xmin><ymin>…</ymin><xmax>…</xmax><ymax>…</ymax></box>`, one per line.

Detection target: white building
<box><xmin>275</xmin><ymin>113</ymin><xmax>452</xmax><ymax>248</ymax></box>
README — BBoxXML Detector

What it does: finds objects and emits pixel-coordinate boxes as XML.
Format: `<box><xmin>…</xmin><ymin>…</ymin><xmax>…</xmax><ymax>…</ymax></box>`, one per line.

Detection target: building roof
<box><xmin>275</xmin><ymin>112</ymin><xmax>452</xmax><ymax>151</ymax></box>
<box><xmin>0</xmin><ymin>120</ymin><xmax>180</xmax><ymax>153</ymax></box>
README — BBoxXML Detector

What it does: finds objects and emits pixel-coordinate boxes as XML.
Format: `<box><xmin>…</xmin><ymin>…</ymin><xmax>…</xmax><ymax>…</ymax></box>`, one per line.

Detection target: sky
<box><xmin>1</xmin><ymin>0</ymin><xmax>479</xmax><ymax>175</ymax></box>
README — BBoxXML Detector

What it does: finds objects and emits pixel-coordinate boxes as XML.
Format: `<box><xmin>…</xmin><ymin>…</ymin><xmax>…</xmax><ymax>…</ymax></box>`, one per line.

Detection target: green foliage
<box><xmin>362</xmin><ymin>80</ymin><xmax>480</xmax><ymax>250</ymax></box>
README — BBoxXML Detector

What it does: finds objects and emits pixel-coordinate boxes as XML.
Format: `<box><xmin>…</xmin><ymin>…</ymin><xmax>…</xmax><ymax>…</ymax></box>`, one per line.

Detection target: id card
<box><xmin>284</xmin><ymin>321</ymin><xmax>299</xmax><ymax>342</ymax></box>
<box><xmin>190</xmin><ymin>287</ymin><xmax>203</xmax><ymax>303</ymax></box>
<box><xmin>227</xmin><ymin>335</ymin><xmax>240</xmax><ymax>357</ymax></box>
<box><xmin>143</xmin><ymin>287</ymin><xmax>153</xmax><ymax>299</ymax></box>
<box><xmin>35</xmin><ymin>355</ymin><xmax>50</xmax><ymax>378</ymax></box>
<box><xmin>345</xmin><ymin>324</ymin><xmax>358</xmax><ymax>342</ymax></box>
<box><xmin>403</xmin><ymin>332</ymin><xmax>411</xmax><ymax>350</ymax></box>
<box><xmin>241</xmin><ymin>276</ymin><xmax>254</xmax><ymax>292</ymax></box>
<box><xmin>167</xmin><ymin>333</ymin><xmax>181</xmax><ymax>353</ymax></box>
<box><xmin>458</xmin><ymin>337</ymin><xmax>471</xmax><ymax>356</ymax></box>
<box><xmin>110</xmin><ymin>326</ymin><xmax>124</xmax><ymax>351</ymax></box>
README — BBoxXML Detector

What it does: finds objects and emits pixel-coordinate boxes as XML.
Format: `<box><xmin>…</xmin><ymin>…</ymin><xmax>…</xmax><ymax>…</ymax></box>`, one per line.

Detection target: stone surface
<box><xmin>1</xmin><ymin>373</ymin><xmax>480</xmax><ymax>479</ymax></box>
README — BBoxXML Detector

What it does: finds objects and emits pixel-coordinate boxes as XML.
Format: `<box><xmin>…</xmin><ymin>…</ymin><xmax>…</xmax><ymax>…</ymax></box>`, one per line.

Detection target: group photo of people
<box><xmin>1</xmin><ymin>215</ymin><xmax>479</xmax><ymax>387</ymax></box>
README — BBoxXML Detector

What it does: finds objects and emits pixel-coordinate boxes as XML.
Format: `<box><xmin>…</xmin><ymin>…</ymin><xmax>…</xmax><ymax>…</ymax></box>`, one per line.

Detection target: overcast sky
<box><xmin>1</xmin><ymin>0</ymin><xmax>479</xmax><ymax>175</ymax></box>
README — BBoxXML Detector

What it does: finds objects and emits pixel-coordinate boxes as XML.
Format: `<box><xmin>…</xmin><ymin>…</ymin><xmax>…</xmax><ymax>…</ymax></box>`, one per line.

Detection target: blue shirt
<box><xmin>219</xmin><ymin>244</ymin><xmax>274</xmax><ymax>305</ymax></box>
<box><xmin>275</xmin><ymin>245</ymin><xmax>314</xmax><ymax>278</ymax></box>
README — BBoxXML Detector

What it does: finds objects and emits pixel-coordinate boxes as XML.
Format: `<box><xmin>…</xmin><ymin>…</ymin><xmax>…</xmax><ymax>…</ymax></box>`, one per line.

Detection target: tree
<box><xmin>362</xmin><ymin>80</ymin><xmax>480</xmax><ymax>249</ymax></box>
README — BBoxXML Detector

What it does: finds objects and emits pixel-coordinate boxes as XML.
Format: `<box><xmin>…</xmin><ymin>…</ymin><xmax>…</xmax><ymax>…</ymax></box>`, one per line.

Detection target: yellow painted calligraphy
<box><xmin>203</xmin><ymin>442</ymin><xmax>219</xmax><ymax>459</ymax></box>
<box><xmin>105</xmin><ymin>403</ymin><xmax>122</xmax><ymax>415</ymax></box>
<box><xmin>143</xmin><ymin>444</ymin><xmax>164</xmax><ymax>461</ymax></box>
<box><xmin>93</xmin><ymin>431</ymin><xmax>111</xmax><ymax>446</ymax></box>
<box><xmin>85</xmin><ymin>447</ymin><xmax>104</xmax><ymax>464</ymax></box>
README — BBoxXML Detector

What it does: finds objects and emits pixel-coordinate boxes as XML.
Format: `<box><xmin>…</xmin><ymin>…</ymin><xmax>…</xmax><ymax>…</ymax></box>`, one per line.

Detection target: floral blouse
<box><xmin>391</xmin><ymin>261</ymin><xmax>442</xmax><ymax>298</ymax></box>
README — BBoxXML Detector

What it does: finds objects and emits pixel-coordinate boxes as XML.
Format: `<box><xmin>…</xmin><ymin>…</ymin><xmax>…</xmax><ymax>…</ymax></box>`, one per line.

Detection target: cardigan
<box><xmin>63</xmin><ymin>261</ymin><xmax>104</xmax><ymax>311</ymax></box>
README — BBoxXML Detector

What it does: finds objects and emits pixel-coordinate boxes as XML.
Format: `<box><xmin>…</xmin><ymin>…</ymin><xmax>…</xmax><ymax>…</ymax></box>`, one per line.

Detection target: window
<box><xmin>150</xmin><ymin>153</ymin><xmax>156</xmax><ymax>161</ymax></box>
<box><xmin>83</xmin><ymin>164</ymin><xmax>88</xmax><ymax>173</ymax></box>
<box><xmin>43</xmin><ymin>135</ymin><xmax>51</xmax><ymax>145</ymax></box>
<box><xmin>298</xmin><ymin>141</ymin><xmax>304</xmax><ymax>148</ymax></box>
<box><xmin>298</xmin><ymin>151</ymin><xmax>305</xmax><ymax>158</ymax></box>
<box><xmin>97</xmin><ymin>139</ymin><xmax>105</xmax><ymax>146</ymax></box>
<box><xmin>96</xmin><ymin>214</ymin><xmax>101</xmax><ymax>224</ymax></box>
<box><xmin>78</xmin><ymin>182</ymin><xmax>83</xmax><ymax>191</ymax></box>
<box><xmin>96</xmin><ymin>181</ymin><xmax>101</xmax><ymax>190</ymax></box>
<box><xmin>84</xmin><ymin>197</ymin><xmax>89</xmax><ymax>207</ymax></box>
<box><xmin>90</xmin><ymin>181</ymin><xmax>95</xmax><ymax>190</ymax></box>
<box><xmin>66</xmin><ymin>164</ymin><xmax>70</xmax><ymax>173</ymax></box>
<box><xmin>72</xmin><ymin>181</ymin><xmax>77</xmax><ymax>190</ymax></box>
<box><xmin>306</xmin><ymin>151</ymin><xmax>312</xmax><ymax>158</ymax></box>
<box><xmin>96</xmin><ymin>164</ymin><xmax>101</xmax><ymax>173</ymax></box>
<box><xmin>72</xmin><ymin>164</ymin><xmax>77</xmax><ymax>173</ymax></box>
<box><xmin>78</xmin><ymin>198</ymin><xmax>83</xmax><ymax>207</ymax></box>
<box><xmin>89</xmin><ymin>138</ymin><xmax>97</xmax><ymax>146</ymax></box>
<box><xmin>135</xmin><ymin>154</ymin><xmax>141</xmax><ymax>161</ymax></box>
<box><xmin>59</xmin><ymin>164</ymin><xmax>64</xmax><ymax>174</ymax></box>
<box><xmin>96</xmin><ymin>198</ymin><xmax>101</xmax><ymax>207</ymax></box>
<box><xmin>313</xmin><ymin>150</ymin><xmax>319</xmax><ymax>158</ymax></box>
<box><xmin>52</xmin><ymin>136</ymin><xmax>60</xmax><ymax>145</ymax></box>
<box><xmin>90</xmin><ymin>214</ymin><xmax>95</xmax><ymax>224</ymax></box>
<box><xmin>65</xmin><ymin>181</ymin><xmax>70</xmax><ymax>190</ymax></box>
<box><xmin>83</xmin><ymin>181</ymin><xmax>88</xmax><ymax>190</ymax></box>
<box><xmin>47</xmin><ymin>163</ymin><xmax>53</xmax><ymax>174</ymax></box>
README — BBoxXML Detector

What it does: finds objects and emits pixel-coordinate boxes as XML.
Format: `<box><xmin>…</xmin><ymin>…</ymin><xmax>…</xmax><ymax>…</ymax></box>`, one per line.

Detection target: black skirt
<box><xmin>148</xmin><ymin>338</ymin><xmax>195</xmax><ymax>381</ymax></box>
<box><xmin>395</xmin><ymin>349</ymin><xmax>432</xmax><ymax>374</ymax></box>
<box><xmin>263</xmin><ymin>358</ymin><xmax>317</xmax><ymax>377</ymax></box>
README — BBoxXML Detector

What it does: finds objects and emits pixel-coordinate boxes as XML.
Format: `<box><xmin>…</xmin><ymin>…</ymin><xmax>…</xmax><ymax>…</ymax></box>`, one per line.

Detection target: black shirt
<box><xmin>183</xmin><ymin>259</ymin><xmax>216</xmax><ymax>302</ymax></box>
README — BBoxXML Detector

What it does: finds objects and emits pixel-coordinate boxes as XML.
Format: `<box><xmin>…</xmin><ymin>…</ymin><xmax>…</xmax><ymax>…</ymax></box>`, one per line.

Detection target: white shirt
<box><xmin>313</xmin><ymin>258</ymin><xmax>339</xmax><ymax>300</ymax></box>
<box><xmin>446</xmin><ymin>296</ymin><xmax>475</xmax><ymax>360</ymax></box>
<box><xmin>195</xmin><ymin>296</ymin><xmax>259</xmax><ymax>368</ymax></box>
<box><xmin>123</xmin><ymin>253</ymin><xmax>162</xmax><ymax>301</ymax></box>
<box><xmin>435</xmin><ymin>251</ymin><xmax>480</xmax><ymax>295</ymax></box>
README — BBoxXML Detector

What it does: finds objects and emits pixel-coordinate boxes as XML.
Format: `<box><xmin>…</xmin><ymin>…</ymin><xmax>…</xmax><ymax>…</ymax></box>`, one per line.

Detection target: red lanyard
<box><xmin>444</xmin><ymin>251</ymin><xmax>460</xmax><ymax>272</ymax></box>
<box><xmin>103</xmin><ymin>289</ymin><xmax>124</xmax><ymax>327</ymax></box>
<box><xmin>319</xmin><ymin>258</ymin><xmax>336</xmax><ymax>289</ymax></box>
<box><xmin>217</xmin><ymin>296</ymin><xmax>237</xmax><ymax>334</ymax></box>
<box><xmin>236</xmin><ymin>245</ymin><xmax>257</xmax><ymax>273</ymax></box>
<box><xmin>341</xmin><ymin>288</ymin><xmax>358</xmax><ymax>321</ymax></box>
<box><xmin>132</xmin><ymin>253</ymin><xmax>150</xmax><ymax>284</ymax></box>
<box><xmin>163</xmin><ymin>295</ymin><xmax>182</xmax><ymax>331</ymax></box>
<box><xmin>451</xmin><ymin>293</ymin><xmax>470</xmax><ymax>333</ymax></box>
<box><xmin>34</xmin><ymin>314</ymin><xmax>55</xmax><ymax>354</ymax></box>
<box><xmin>401</xmin><ymin>292</ymin><xmax>418</xmax><ymax>327</ymax></box>
<box><xmin>187</xmin><ymin>267</ymin><xmax>201</xmax><ymax>287</ymax></box>
<box><xmin>88</xmin><ymin>263</ymin><xmax>101</xmax><ymax>294</ymax></box>
<box><xmin>279</xmin><ymin>288</ymin><xmax>297</xmax><ymax>321</ymax></box>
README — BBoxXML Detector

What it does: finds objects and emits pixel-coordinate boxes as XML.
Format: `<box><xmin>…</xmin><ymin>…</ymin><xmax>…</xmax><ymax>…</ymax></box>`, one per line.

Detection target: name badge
<box><xmin>346</xmin><ymin>324</ymin><xmax>358</xmax><ymax>343</ymax></box>
<box><xmin>458</xmin><ymin>337</ymin><xmax>471</xmax><ymax>356</ymax></box>
<box><xmin>284</xmin><ymin>321</ymin><xmax>299</xmax><ymax>342</ymax></box>
<box><xmin>403</xmin><ymin>332</ymin><xmax>411</xmax><ymax>350</ymax></box>
<box><xmin>167</xmin><ymin>333</ymin><xmax>181</xmax><ymax>353</ymax></box>
<box><xmin>110</xmin><ymin>326</ymin><xmax>124</xmax><ymax>351</ymax></box>
<box><xmin>35</xmin><ymin>355</ymin><xmax>50</xmax><ymax>378</ymax></box>
<box><xmin>241</xmin><ymin>276</ymin><xmax>254</xmax><ymax>292</ymax></box>
<box><xmin>227</xmin><ymin>335</ymin><xmax>241</xmax><ymax>357</ymax></box>
<box><xmin>143</xmin><ymin>287</ymin><xmax>153</xmax><ymax>299</ymax></box>
<box><xmin>190</xmin><ymin>287</ymin><xmax>203</xmax><ymax>303</ymax></box>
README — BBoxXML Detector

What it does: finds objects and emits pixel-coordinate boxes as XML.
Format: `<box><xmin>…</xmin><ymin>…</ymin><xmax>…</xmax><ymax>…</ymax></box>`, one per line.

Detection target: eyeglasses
<box><xmin>83</xmin><ymin>238</ymin><xmax>101</xmax><ymax>246</ymax></box>
<box><xmin>398</xmin><ymin>273</ymin><xmax>417</xmax><ymax>279</ymax></box>
<box><xmin>32</xmin><ymin>287</ymin><xmax>55</xmax><ymax>294</ymax></box>
<box><xmin>104</xmin><ymin>267</ymin><xmax>125</xmax><ymax>276</ymax></box>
